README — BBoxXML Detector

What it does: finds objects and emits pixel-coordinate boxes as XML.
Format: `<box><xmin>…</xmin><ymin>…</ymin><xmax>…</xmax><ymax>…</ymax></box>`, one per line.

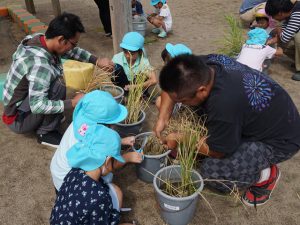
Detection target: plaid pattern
<box><xmin>3</xmin><ymin>34</ymin><xmax>93</xmax><ymax>114</ymax></box>
<box><xmin>199</xmin><ymin>142</ymin><xmax>297</xmax><ymax>193</ymax></box>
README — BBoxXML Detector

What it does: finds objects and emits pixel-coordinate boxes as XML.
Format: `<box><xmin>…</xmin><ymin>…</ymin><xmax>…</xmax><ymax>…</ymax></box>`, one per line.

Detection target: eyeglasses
<box><xmin>66</xmin><ymin>39</ymin><xmax>78</xmax><ymax>48</ymax></box>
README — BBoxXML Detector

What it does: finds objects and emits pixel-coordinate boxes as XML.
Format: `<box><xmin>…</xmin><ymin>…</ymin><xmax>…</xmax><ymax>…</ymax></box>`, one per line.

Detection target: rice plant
<box><xmin>83</xmin><ymin>67</ymin><xmax>114</xmax><ymax>93</ymax></box>
<box><xmin>162</xmin><ymin>107</ymin><xmax>208</xmax><ymax>197</ymax></box>
<box><xmin>124</xmin><ymin>53</ymin><xmax>156</xmax><ymax>124</ymax></box>
<box><xmin>136</xmin><ymin>134</ymin><xmax>166</xmax><ymax>155</ymax></box>
<box><xmin>218</xmin><ymin>14</ymin><xmax>245</xmax><ymax>57</ymax></box>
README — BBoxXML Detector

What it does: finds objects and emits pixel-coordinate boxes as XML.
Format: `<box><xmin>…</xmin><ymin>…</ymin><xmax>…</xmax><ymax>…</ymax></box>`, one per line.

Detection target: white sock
<box><xmin>258</xmin><ymin>167</ymin><xmax>271</xmax><ymax>183</ymax></box>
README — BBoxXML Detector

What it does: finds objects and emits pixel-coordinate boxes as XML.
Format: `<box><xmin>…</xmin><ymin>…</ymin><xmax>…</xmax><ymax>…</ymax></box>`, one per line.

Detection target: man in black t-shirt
<box><xmin>155</xmin><ymin>54</ymin><xmax>300</xmax><ymax>207</ymax></box>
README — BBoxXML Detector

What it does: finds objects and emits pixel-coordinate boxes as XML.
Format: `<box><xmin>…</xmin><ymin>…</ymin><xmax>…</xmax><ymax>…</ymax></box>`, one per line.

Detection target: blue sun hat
<box><xmin>120</xmin><ymin>32</ymin><xmax>144</xmax><ymax>51</ymax></box>
<box><xmin>73</xmin><ymin>90</ymin><xmax>128</xmax><ymax>140</ymax></box>
<box><xmin>165</xmin><ymin>43</ymin><xmax>192</xmax><ymax>58</ymax></box>
<box><xmin>67</xmin><ymin>124</ymin><xmax>125</xmax><ymax>171</ymax></box>
<box><xmin>246</xmin><ymin>28</ymin><xmax>269</xmax><ymax>45</ymax></box>
<box><xmin>150</xmin><ymin>0</ymin><xmax>166</xmax><ymax>6</ymax></box>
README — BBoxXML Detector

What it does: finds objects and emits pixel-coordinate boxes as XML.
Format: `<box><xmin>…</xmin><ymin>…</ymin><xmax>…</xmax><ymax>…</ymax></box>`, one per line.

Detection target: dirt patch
<box><xmin>0</xmin><ymin>0</ymin><xmax>299</xmax><ymax>225</ymax></box>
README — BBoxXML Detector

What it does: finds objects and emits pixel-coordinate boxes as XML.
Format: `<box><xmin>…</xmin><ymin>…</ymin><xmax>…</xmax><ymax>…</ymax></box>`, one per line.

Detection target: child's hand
<box><xmin>121</xmin><ymin>136</ymin><xmax>135</xmax><ymax>146</ymax></box>
<box><xmin>123</xmin><ymin>152</ymin><xmax>143</xmax><ymax>163</ymax></box>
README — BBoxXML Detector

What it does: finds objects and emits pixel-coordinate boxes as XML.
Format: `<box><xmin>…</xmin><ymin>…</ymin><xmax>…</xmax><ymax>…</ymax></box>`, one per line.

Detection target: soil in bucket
<box><xmin>134</xmin><ymin>132</ymin><xmax>171</xmax><ymax>183</ymax></box>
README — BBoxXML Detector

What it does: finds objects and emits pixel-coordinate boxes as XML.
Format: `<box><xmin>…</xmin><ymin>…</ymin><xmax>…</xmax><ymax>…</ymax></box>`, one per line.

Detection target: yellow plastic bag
<box><xmin>63</xmin><ymin>60</ymin><xmax>94</xmax><ymax>91</ymax></box>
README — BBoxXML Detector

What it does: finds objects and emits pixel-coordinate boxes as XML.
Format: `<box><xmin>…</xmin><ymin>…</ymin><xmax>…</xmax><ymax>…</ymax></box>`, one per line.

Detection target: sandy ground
<box><xmin>0</xmin><ymin>0</ymin><xmax>299</xmax><ymax>224</ymax></box>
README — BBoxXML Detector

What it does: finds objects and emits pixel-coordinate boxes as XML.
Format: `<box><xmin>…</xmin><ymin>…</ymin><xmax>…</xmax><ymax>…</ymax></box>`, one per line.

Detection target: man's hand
<box><xmin>164</xmin><ymin>132</ymin><xmax>181</xmax><ymax>150</ymax></box>
<box><xmin>121</xmin><ymin>136</ymin><xmax>135</xmax><ymax>146</ymax></box>
<box><xmin>154</xmin><ymin>118</ymin><xmax>168</xmax><ymax>139</ymax></box>
<box><xmin>123</xmin><ymin>152</ymin><xmax>143</xmax><ymax>163</ymax></box>
<box><xmin>71</xmin><ymin>92</ymin><xmax>85</xmax><ymax>108</ymax></box>
<box><xmin>96</xmin><ymin>57</ymin><xmax>114</xmax><ymax>71</ymax></box>
<box><xmin>196</xmin><ymin>137</ymin><xmax>209</xmax><ymax>156</ymax></box>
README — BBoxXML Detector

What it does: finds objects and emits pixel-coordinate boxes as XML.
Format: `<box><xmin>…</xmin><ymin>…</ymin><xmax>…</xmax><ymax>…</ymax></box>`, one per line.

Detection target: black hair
<box><xmin>265</xmin><ymin>0</ymin><xmax>295</xmax><ymax>16</ymax></box>
<box><xmin>45</xmin><ymin>12</ymin><xmax>85</xmax><ymax>39</ymax></box>
<box><xmin>159</xmin><ymin>54</ymin><xmax>212</xmax><ymax>98</ymax></box>
<box><xmin>161</xmin><ymin>48</ymin><xmax>169</xmax><ymax>62</ymax></box>
<box><xmin>256</xmin><ymin>16</ymin><xmax>269</xmax><ymax>23</ymax></box>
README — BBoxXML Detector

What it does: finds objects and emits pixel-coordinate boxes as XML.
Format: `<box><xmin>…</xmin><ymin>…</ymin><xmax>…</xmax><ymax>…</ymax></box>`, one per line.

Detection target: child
<box><xmin>251</xmin><ymin>8</ymin><xmax>276</xmax><ymax>34</ymax></box>
<box><xmin>112</xmin><ymin>32</ymin><xmax>157</xmax><ymax>91</ymax></box>
<box><xmin>156</xmin><ymin>43</ymin><xmax>192</xmax><ymax>111</ymax></box>
<box><xmin>50</xmin><ymin>90</ymin><xmax>143</xmax><ymax>192</ymax></box>
<box><xmin>132</xmin><ymin>0</ymin><xmax>144</xmax><ymax>17</ymax></box>
<box><xmin>147</xmin><ymin>0</ymin><xmax>172</xmax><ymax>38</ymax></box>
<box><xmin>50</xmin><ymin>124</ymin><xmax>134</xmax><ymax>225</ymax></box>
<box><xmin>236</xmin><ymin>28</ymin><xmax>283</xmax><ymax>72</ymax></box>
<box><xmin>265</xmin><ymin>0</ymin><xmax>300</xmax><ymax>81</ymax></box>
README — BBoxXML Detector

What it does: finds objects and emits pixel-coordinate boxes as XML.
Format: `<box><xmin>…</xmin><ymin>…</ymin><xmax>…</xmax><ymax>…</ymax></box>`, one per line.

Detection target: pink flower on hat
<box><xmin>78</xmin><ymin>124</ymin><xmax>88</xmax><ymax>136</ymax></box>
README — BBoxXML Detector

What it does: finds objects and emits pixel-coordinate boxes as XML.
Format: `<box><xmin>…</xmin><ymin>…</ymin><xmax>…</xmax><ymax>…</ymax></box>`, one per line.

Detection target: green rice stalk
<box><xmin>163</xmin><ymin>107</ymin><xmax>208</xmax><ymax>197</ymax></box>
<box><xmin>218</xmin><ymin>14</ymin><xmax>245</xmax><ymax>57</ymax></box>
<box><xmin>125</xmin><ymin>53</ymin><xmax>155</xmax><ymax>124</ymax></box>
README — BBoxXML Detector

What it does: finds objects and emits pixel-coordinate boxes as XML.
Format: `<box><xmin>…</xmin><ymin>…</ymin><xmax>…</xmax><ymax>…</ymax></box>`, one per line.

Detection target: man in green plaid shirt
<box><xmin>2</xmin><ymin>12</ymin><xmax>113</xmax><ymax>147</ymax></box>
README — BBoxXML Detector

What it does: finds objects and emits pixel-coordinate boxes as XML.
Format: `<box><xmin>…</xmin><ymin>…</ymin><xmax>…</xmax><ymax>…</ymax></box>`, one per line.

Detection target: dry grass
<box><xmin>82</xmin><ymin>67</ymin><xmax>114</xmax><ymax>93</ymax></box>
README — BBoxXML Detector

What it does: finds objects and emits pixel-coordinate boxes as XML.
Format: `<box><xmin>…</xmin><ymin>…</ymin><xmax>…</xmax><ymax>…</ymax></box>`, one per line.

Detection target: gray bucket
<box><xmin>153</xmin><ymin>165</ymin><xmax>204</xmax><ymax>225</ymax></box>
<box><xmin>112</xmin><ymin>110</ymin><xmax>146</xmax><ymax>137</ymax></box>
<box><xmin>133</xmin><ymin>132</ymin><xmax>171</xmax><ymax>183</ymax></box>
<box><xmin>100</xmin><ymin>85</ymin><xmax>124</xmax><ymax>103</ymax></box>
<box><xmin>132</xmin><ymin>17</ymin><xmax>147</xmax><ymax>36</ymax></box>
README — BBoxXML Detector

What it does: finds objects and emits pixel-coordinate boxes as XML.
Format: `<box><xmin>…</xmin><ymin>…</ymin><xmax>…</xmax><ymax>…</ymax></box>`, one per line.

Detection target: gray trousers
<box><xmin>8</xmin><ymin>77</ymin><xmax>66</xmax><ymax>135</ymax></box>
<box><xmin>199</xmin><ymin>141</ymin><xmax>298</xmax><ymax>193</ymax></box>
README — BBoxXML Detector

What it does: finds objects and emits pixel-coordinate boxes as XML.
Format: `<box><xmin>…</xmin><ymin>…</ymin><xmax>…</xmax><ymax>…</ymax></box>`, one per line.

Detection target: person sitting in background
<box><xmin>112</xmin><ymin>32</ymin><xmax>157</xmax><ymax>92</ymax></box>
<box><xmin>239</xmin><ymin>0</ymin><xmax>267</xmax><ymax>25</ymax></box>
<box><xmin>237</xmin><ymin>28</ymin><xmax>283</xmax><ymax>72</ymax></box>
<box><xmin>251</xmin><ymin>8</ymin><xmax>276</xmax><ymax>34</ymax></box>
<box><xmin>50</xmin><ymin>90</ymin><xmax>143</xmax><ymax>192</ymax></box>
<box><xmin>147</xmin><ymin>0</ymin><xmax>172</xmax><ymax>38</ymax></box>
<box><xmin>50</xmin><ymin>124</ymin><xmax>135</xmax><ymax>225</ymax></box>
<box><xmin>132</xmin><ymin>0</ymin><xmax>144</xmax><ymax>17</ymax></box>
<box><xmin>2</xmin><ymin>12</ymin><xmax>113</xmax><ymax>148</ymax></box>
<box><xmin>265</xmin><ymin>0</ymin><xmax>300</xmax><ymax>81</ymax></box>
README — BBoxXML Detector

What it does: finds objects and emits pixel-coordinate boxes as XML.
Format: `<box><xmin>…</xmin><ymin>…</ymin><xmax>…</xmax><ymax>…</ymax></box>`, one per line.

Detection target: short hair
<box><xmin>265</xmin><ymin>0</ymin><xmax>295</xmax><ymax>16</ymax></box>
<box><xmin>45</xmin><ymin>12</ymin><xmax>85</xmax><ymax>39</ymax></box>
<box><xmin>256</xmin><ymin>16</ymin><xmax>269</xmax><ymax>23</ymax></box>
<box><xmin>161</xmin><ymin>48</ymin><xmax>169</xmax><ymax>62</ymax></box>
<box><xmin>159</xmin><ymin>55</ymin><xmax>212</xmax><ymax>98</ymax></box>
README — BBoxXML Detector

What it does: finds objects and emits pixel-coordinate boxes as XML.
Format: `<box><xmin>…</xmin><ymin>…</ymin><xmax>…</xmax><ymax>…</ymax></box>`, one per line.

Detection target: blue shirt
<box><xmin>239</xmin><ymin>0</ymin><xmax>266</xmax><ymax>13</ymax></box>
<box><xmin>50</xmin><ymin>168</ymin><xmax>120</xmax><ymax>225</ymax></box>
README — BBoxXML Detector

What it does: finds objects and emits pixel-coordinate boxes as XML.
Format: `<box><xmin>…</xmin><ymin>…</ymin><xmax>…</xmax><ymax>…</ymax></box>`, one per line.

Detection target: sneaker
<box><xmin>151</xmin><ymin>28</ymin><xmax>160</xmax><ymax>34</ymax></box>
<box><xmin>37</xmin><ymin>131</ymin><xmax>63</xmax><ymax>148</ymax></box>
<box><xmin>104</xmin><ymin>32</ymin><xmax>112</xmax><ymax>37</ymax></box>
<box><xmin>158</xmin><ymin>31</ymin><xmax>167</xmax><ymax>38</ymax></box>
<box><xmin>291</xmin><ymin>72</ymin><xmax>300</xmax><ymax>81</ymax></box>
<box><xmin>242</xmin><ymin>165</ymin><xmax>281</xmax><ymax>208</ymax></box>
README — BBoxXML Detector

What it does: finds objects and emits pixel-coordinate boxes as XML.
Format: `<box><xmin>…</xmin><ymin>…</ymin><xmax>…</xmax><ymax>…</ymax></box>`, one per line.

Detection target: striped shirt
<box><xmin>3</xmin><ymin>34</ymin><xmax>96</xmax><ymax>115</ymax></box>
<box><xmin>281</xmin><ymin>2</ymin><xmax>300</xmax><ymax>43</ymax></box>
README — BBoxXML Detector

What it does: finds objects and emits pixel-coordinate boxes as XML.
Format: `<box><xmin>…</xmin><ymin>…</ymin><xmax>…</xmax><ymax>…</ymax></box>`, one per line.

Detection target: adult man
<box><xmin>155</xmin><ymin>54</ymin><xmax>300</xmax><ymax>207</ymax></box>
<box><xmin>2</xmin><ymin>12</ymin><xmax>113</xmax><ymax>147</ymax></box>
